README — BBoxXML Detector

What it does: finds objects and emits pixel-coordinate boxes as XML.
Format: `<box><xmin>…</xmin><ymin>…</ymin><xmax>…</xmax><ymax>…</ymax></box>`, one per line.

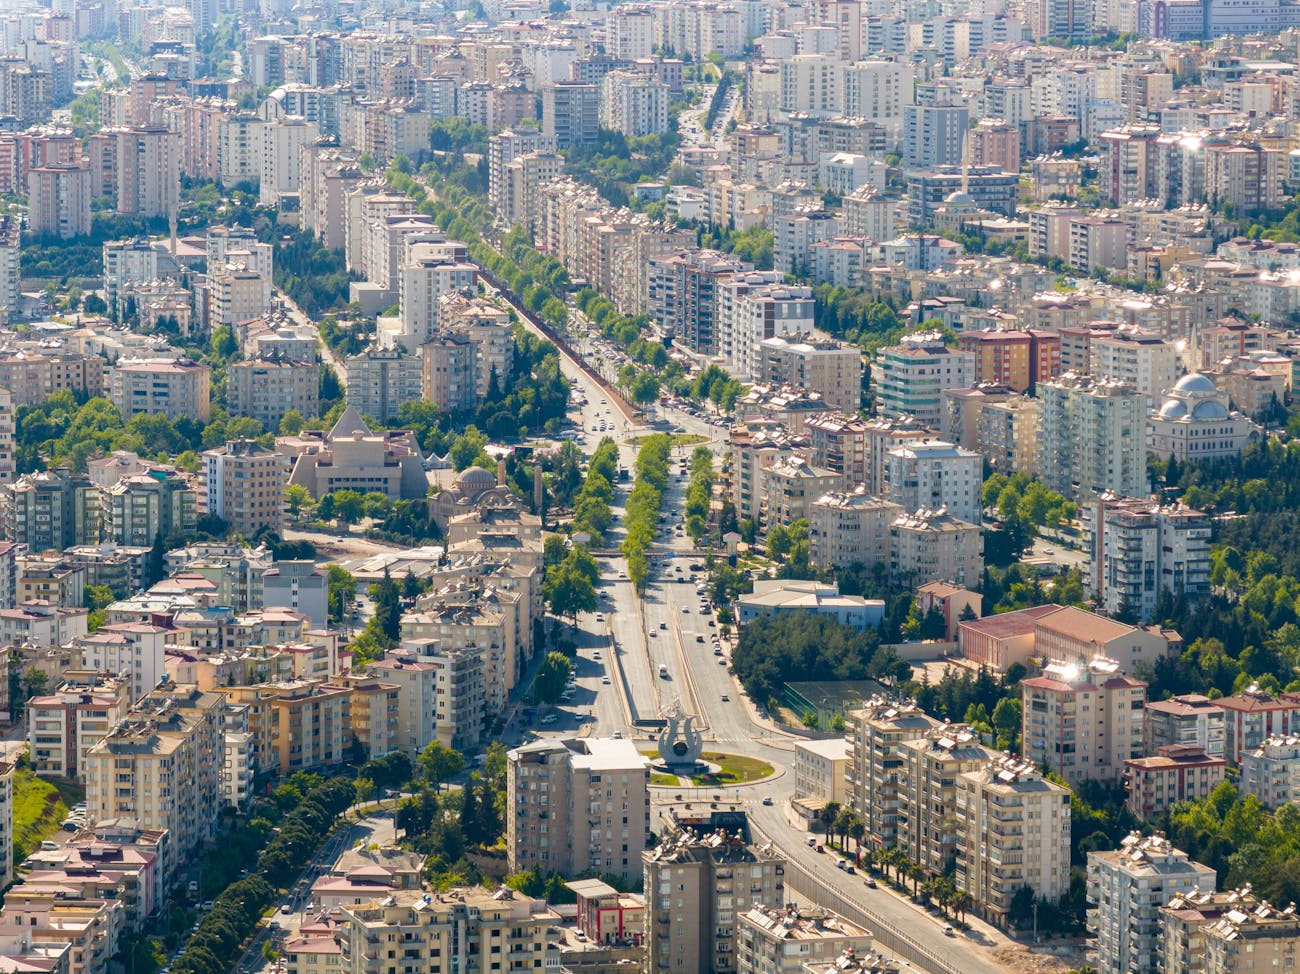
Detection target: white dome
<box><xmin>1158</xmin><ymin>399</ymin><xmax>1188</xmax><ymax>420</ymax></box>
<box><xmin>1191</xmin><ymin>400</ymin><xmax>1229</xmax><ymax>420</ymax></box>
<box><xmin>1174</xmin><ymin>373</ymin><xmax>1217</xmax><ymax>394</ymax></box>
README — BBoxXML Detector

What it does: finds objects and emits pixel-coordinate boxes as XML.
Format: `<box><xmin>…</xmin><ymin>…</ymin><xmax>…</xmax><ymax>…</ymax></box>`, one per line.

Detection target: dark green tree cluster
<box><xmin>731</xmin><ymin>613</ymin><xmax>910</xmax><ymax>710</ymax></box>
<box><xmin>532</xmin><ymin>651</ymin><xmax>574</xmax><ymax>704</ymax></box>
<box><xmin>544</xmin><ymin>546</ymin><xmax>599</xmax><ymax>620</ymax></box>
<box><xmin>765</xmin><ymin>519</ymin><xmax>811</xmax><ymax>578</ymax></box>
<box><xmin>273</xmin><ymin>227</ymin><xmax>358</xmax><ymax>317</ymax></box>
<box><xmin>622</xmin><ymin>434</ymin><xmax>672</xmax><ymax>592</ymax></box>
<box><xmin>981</xmin><ymin>472</ymin><xmax>1076</xmax><ymax>553</ymax></box>
<box><xmin>471</xmin><ymin>325</ymin><xmax>570</xmax><ymax>436</ymax></box>
<box><xmin>689</xmin><ymin>364</ymin><xmax>744</xmax><ymax>413</ymax></box>
<box><xmin>811</xmin><ymin>285</ymin><xmax>905</xmax><ymax>353</ymax></box>
<box><xmin>685</xmin><ymin>446</ymin><xmax>714</xmax><ymax>543</ymax></box>
<box><xmin>561</xmin><ymin>129</ymin><xmax>681</xmax><ymax>208</ymax></box>
<box><xmin>571</xmin><ymin>436</ymin><xmax>619</xmax><ymax>542</ymax></box>
<box><xmin>697</xmin><ymin>224</ymin><xmax>774</xmax><ymax>271</ymax></box>
<box><xmin>169</xmin><ymin>776</ymin><xmax>354</xmax><ymax>974</ymax></box>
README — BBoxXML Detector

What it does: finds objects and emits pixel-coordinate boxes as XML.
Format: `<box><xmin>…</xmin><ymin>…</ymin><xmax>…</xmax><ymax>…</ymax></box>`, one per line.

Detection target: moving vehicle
<box><xmin>659</xmin><ymin>664</ymin><xmax>669</xmax><ymax>678</ymax></box>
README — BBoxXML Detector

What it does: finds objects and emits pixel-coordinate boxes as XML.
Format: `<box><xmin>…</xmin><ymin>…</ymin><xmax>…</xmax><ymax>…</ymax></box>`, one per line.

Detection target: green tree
<box><xmin>326</xmin><ymin>565</ymin><xmax>357</xmax><ymax>622</ymax></box>
<box><xmin>370</xmin><ymin>568</ymin><xmax>402</xmax><ymax>645</ymax></box>
<box><xmin>418</xmin><ymin>742</ymin><xmax>465</xmax><ymax>791</ymax></box>
<box><xmin>533</xmin><ymin>652</ymin><xmax>573</xmax><ymax>705</ymax></box>
<box><xmin>333</xmin><ymin>489</ymin><xmax>364</xmax><ymax>526</ymax></box>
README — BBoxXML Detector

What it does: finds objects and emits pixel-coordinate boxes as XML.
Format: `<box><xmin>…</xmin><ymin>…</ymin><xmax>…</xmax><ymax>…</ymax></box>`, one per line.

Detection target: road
<box><xmin>275</xmin><ymin>286</ymin><xmax>348</xmax><ymax>387</ymax></box>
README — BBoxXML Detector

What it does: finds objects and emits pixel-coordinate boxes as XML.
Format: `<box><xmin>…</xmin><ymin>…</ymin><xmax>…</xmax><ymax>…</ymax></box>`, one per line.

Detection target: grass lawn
<box><xmin>641</xmin><ymin>750</ymin><xmax>774</xmax><ymax>787</ymax></box>
<box><xmin>626</xmin><ymin>433</ymin><xmax>708</xmax><ymax>449</ymax></box>
<box><xmin>13</xmin><ymin>768</ymin><xmax>72</xmax><ymax>861</ymax></box>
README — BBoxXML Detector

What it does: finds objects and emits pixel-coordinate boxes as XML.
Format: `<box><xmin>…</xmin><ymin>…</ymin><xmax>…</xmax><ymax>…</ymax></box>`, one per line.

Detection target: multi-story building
<box><xmin>83</xmin><ymin>683</ymin><xmax>224</xmax><ymax>864</ymax></box>
<box><xmin>871</xmin><ymin>333</ymin><xmax>976</xmax><ymax>428</ymax></box>
<box><xmin>27</xmin><ymin>674</ymin><xmax>130</xmax><ymax>781</ymax></box>
<box><xmin>1240</xmin><ymin>735</ymin><xmax>1300</xmax><ymax>808</ymax></box>
<box><xmin>847</xmin><ymin>697</ymin><xmax>938</xmax><ymax>846</ymax></box>
<box><xmin>110</xmin><ymin>359</ymin><xmax>212</xmax><ymax>423</ymax></box>
<box><xmin>278</xmin><ymin>405</ymin><xmax>427</xmax><ymax>502</ymax></box>
<box><xmin>887</xmin><ymin>508</ymin><xmax>983</xmax><ymax>588</ymax></box>
<box><xmin>207</xmin><ymin>264</ymin><xmax>273</xmax><ymax>332</ymax></box>
<box><xmin>113</xmin><ymin>126</ymin><xmax>180</xmax><ymax>218</ymax></box>
<box><xmin>757</xmin><ymin>335</ymin><xmax>863</xmax><ymax>413</ymax></box>
<box><xmin>1091</xmin><ymin>330</ymin><xmax>1179</xmax><ymax>400</ymax></box>
<box><xmin>644</xmin><ymin>817</ymin><xmax>786</xmax><ymax>974</ymax></box>
<box><xmin>897</xmin><ymin>724</ymin><xmax>994</xmax><ymax>874</ymax></box>
<box><xmin>883</xmin><ymin>441</ymin><xmax>983</xmax><ymax>525</ymax></box>
<box><xmin>327</xmin><ymin>672</ymin><xmax>400</xmax><ymax>761</ymax></box>
<box><xmin>809</xmin><ymin>490</ymin><xmax>902</xmax><ymax>572</ymax></box>
<box><xmin>76</xmin><ymin>622</ymin><xmax>167</xmax><ymax>710</ymax></box>
<box><xmin>4</xmin><ymin>469</ymin><xmax>99</xmax><ymax>552</ymax></box>
<box><xmin>486</xmin><ymin>129</ymin><xmax>557</xmax><ymax>215</ymax></box>
<box><xmin>763</xmin><ymin>457</ymin><xmax>842</xmax><ymax>529</ymax></box>
<box><xmin>542</xmin><ymin>80</ymin><xmax>599</xmax><ymax>148</ymax></box>
<box><xmin>903</xmin><ymin>104</ymin><xmax>969</xmax><ymax>170</ymax></box>
<box><xmin>648</xmin><ymin>250</ymin><xmax>751</xmax><ymax>356</ymax></box>
<box><xmin>103</xmin><ymin>471</ymin><xmax>197</xmax><ymax>547</ymax></box>
<box><xmin>201</xmin><ymin>438</ymin><xmax>287</xmax><ymax>537</ymax></box>
<box><xmin>226</xmin><ymin>353</ymin><xmax>320</xmax><ymax>431</ymax></box>
<box><xmin>343</xmin><ymin>346</ymin><xmax>423</xmax><ymax>423</ymax></box>
<box><xmin>1124</xmin><ymin>745</ymin><xmax>1226</xmax><ymax>820</ymax></box>
<box><xmin>1145</xmin><ymin>694</ymin><xmax>1226</xmax><ymax>761</ymax></box>
<box><xmin>369</xmin><ymin>639</ymin><xmax>484</xmax><ymax>752</ymax></box>
<box><xmin>1022</xmin><ymin>657</ymin><xmax>1147</xmax><ymax>787</ymax></box>
<box><xmin>261</xmin><ymin>560</ymin><xmax>327</xmax><ymax>629</ymax></box>
<box><xmin>507</xmin><ymin>737</ymin><xmax>651</xmax><ymax>884</ymax></box>
<box><xmin>1039</xmin><ymin>374</ymin><xmax>1150</xmax><ymax>500</ymax></box>
<box><xmin>600</xmin><ymin>69</ymin><xmax>669</xmax><ymax>136</ymax></box>
<box><xmin>1087</xmin><ymin>833</ymin><xmax>1217</xmax><ymax>974</ymax></box>
<box><xmin>323</xmin><ymin>886</ymin><xmax>558</xmax><ymax>974</ymax></box>
<box><xmin>1217</xmin><ymin>686</ymin><xmax>1300</xmax><ymax>766</ymax></box>
<box><xmin>27</xmin><ymin>162</ymin><xmax>91</xmax><ymax>239</ymax></box>
<box><xmin>1081</xmin><ymin>496</ymin><xmax>1211</xmax><ymax>621</ymax></box>
<box><xmin>956</xmin><ymin>755</ymin><xmax>1072</xmax><ymax>925</ymax></box>
<box><xmin>737</xmin><ymin>905</ymin><xmax>873</xmax><ymax>974</ymax></box>
<box><xmin>965</xmin><ymin>117</ymin><xmax>1021</xmax><ymax>173</ymax></box>
<box><xmin>956</xmin><ymin>329</ymin><xmax>1060</xmax><ymax>393</ymax></box>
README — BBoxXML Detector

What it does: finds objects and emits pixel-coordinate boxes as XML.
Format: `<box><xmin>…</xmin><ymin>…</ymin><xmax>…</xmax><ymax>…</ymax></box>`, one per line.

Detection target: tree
<box><xmin>819</xmin><ymin>802</ymin><xmax>841</xmax><ymax>842</ymax></box>
<box><xmin>285</xmin><ymin>484</ymin><xmax>314</xmax><ymax>523</ymax></box>
<box><xmin>544</xmin><ymin>556</ymin><xmax>598</xmax><ymax>620</ymax></box>
<box><xmin>532</xmin><ymin>652</ymin><xmax>573</xmax><ymax>705</ymax></box>
<box><xmin>333</xmin><ymin>489</ymin><xmax>364</xmax><ymax>526</ymax></box>
<box><xmin>326</xmin><ymin>565</ymin><xmax>357</xmax><ymax>622</ymax></box>
<box><xmin>370</xmin><ymin>568</ymin><xmax>402</xmax><ymax>645</ymax></box>
<box><xmin>418</xmin><ymin>742</ymin><xmax>465</xmax><ymax>791</ymax></box>
<box><xmin>146</xmin><ymin>530</ymin><xmax>166</xmax><ymax>587</ymax></box>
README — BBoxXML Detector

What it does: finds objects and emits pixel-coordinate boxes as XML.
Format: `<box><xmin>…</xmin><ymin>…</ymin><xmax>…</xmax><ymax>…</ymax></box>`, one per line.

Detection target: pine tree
<box><xmin>460</xmin><ymin>774</ymin><xmax>481</xmax><ymax>845</ymax></box>
<box><xmin>372</xmin><ymin>567</ymin><xmax>402</xmax><ymax>645</ymax></box>
<box><xmin>146</xmin><ymin>531</ymin><xmax>166</xmax><ymax>587</ymax></box>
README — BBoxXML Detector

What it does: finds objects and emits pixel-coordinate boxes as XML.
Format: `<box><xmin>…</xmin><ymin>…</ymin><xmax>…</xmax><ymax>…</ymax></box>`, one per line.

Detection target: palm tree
<box><xmin>820</xmin><ymin>802</ymin><xmax>841</xmax><ymax>843</ymax></box>
<box><xmin>953</xmin><ymin>891</ymin><xmax>974</xmax><ymax>925</ymax></box>
<box><xmin>884</xmin><ymin>848</ymin><xmax>905</xmax><ymax>885</ymax></box>
<box><xmin>834</xmin><ymin>808</ymin><xmax>855</xmax><ymax>850</ymax></box>
<box><xmin>848</xmin><ymin>818</ymin><xmax>866</xmax><ymax>855</ymax></box>
<box><xmin>907</xmin><ymin>862</ymin><xmax>925</xmax><ymax>898</ymax></box>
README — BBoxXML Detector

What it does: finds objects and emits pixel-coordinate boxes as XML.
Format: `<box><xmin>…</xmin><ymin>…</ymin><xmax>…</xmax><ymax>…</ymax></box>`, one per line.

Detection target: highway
<box><xmin>500</xmin><ymin>270</ymin><xmax>1027</xmax><ymax>974</ymax></box>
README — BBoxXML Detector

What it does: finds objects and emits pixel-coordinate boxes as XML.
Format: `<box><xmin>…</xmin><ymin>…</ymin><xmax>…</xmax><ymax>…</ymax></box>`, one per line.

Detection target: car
<box><xmin>281</xmin><ymin>904</ymin><xmax>293</xmax><ymax>914</ymax></box>
<box><xmin>540</xmin><ymin>714</ymin><xmax>559</xmax><ymax>725</ymax></box>
<box><xmin>613</xmin><ymin>730</ymin><xmax>623</xmax><ymax>739</ymax></box>
<box><xmin>816</xmin><ymin>844</ymin><xmax>824</xmax><ymax>853</ymax></box>
<box><xmin>660</xmin><ymin>622</ymin><xmax>667</xmax><ymax>630</ymax></box>
<box><xmin>717</xmin><ymin>658</ymin><xmax>727</xmax><ymax>665</ymax></box>
<box><xmin>200</xmin><ymin>901</ymin><xmax>214</xmax><ymax>911</ymax></box>
<box><xmin>650</xmin><ymin>631</ymin><xmax>657</xmax><ymax>637</ymax></box>
<box><xmin>943</xmin><ymin>925</ymin><xmax>955</xmax><ymax>936</ymax></box>
<box><xmin>761</xmin><ymin>794</ymin><xmax>773</xmax><ymax>805</ymax></box>
<box><xmin>845</xmin><ymin>864</ymin><xmax>856</xmax><ymax>874</ymax></box>
<box><xmin>1044</xmin><ymin>548</ymin><xmax>1055</xmax><ymax>555</ymax></box>
<box><xmin>595</xmin><ymin>613</ymin><xmax>604</xmax><ymax>621</ymax></box>
<box><xmin>806</xmin><ymin>836</ymin><xmax>818</xmax><ymax>847</ymax></box>
<box><xmin>866</xmin><ymin>878</ymin><xmax>878</xmax><ymax>888</ymax></box>
<box><xmin>618</xmin><ymin>572</ymin><xmax>627</xmax><ymax>579</ymax></box>
<box><xmin>602</xmin><ymin>676</ymin><xmax>611</xmax><ymax>684</ymax></box>
<box><xmin>592</xmin><ymin>651</ymin><xmax>602</xmax><ymax>660</ymax></box>
<box><xmin>681</xmin><ymin>606</ymin><xmax>690</xmax><ymax>613</ymax></box>
<box><xmin>714</xmin><ymin>647</ymin><xmax>723</xmax><ymax>655</ymax></box>
<box><xmin>835</xmin><ymin>858</ymin><xmax>848</xmax><ymax>870</ymax></box>
<box><xmin>708</xmin><ymin>620</ymin><xmax>716</xmax><ymax>627</ymax></box>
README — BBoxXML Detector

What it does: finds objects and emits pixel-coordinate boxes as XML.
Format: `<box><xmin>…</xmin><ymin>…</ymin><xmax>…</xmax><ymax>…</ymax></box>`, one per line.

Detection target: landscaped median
<box><xmin>642</xmin><ymin>750</ymin><xmax>775</xmax><ymax>788</ymax></box>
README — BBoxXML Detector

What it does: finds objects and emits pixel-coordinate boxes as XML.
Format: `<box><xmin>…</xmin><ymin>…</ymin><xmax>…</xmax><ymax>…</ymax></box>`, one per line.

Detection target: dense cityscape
<box><xmin>0</xmin><ymin>0</ymin><xmax>1298</xmax><ymax>974</ymax></box>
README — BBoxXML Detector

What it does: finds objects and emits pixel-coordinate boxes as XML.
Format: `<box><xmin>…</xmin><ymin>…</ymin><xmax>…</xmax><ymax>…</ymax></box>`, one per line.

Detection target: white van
<box><xmin>835</xmin><ymin>858</ymin><xmax>848</xmax><ymax>870</ymax></box>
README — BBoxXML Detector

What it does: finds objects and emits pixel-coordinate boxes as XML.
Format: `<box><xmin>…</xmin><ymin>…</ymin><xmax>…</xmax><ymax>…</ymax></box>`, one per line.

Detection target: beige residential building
<box><xmin>317</xmin><ymin>886</ymin><xmax>558</xmax><ymax>974</ymax></box>
<box><xmin>207</xmin><ymin>264</ymin><xmax>272</xmax><ymax>331</ymax></box>
<box><xmin>344</xmin><ymin>346</ymin><xmax>423</xmax><ymax>424</ymax></box>
<box><xmin>420</xmin><ymin>333</ymin><xmax>477</xmax><ymax>412</ymax></box>
<box><xmin>1145</xmin><ymin>694</ymin><xmax>1226</xmax><ymax>761</ymax></box>
<box><xmin>1033</xmin><ymin>605</ymin><xmax>1175</xmax><ymax>675</ymax></box>
<box><xmin>508</xmin><ymin>737</ymin><xmax>651</xmax><ymax>885</ymax></box>
<box><xmin>847</xmin><ymin>697</ymin><xmax>939</xmax><ymax>845</ymax></box>
<box><xmin>83</xmin><ymin>683</ymin><xmax>224</xmax><ymax>862</ymax></box>
<box><xmin>1088</xmin><ymin>833</ymin><xmax>1217</xmax><ymax>974</ymax></box>
<box><xmin>757</xmin><ymin>335</ymin><xmax>863</xmax><ymax>413</ymax></box>
<box><xmin>1022</xmin><ymin>657</ymin><xmax>1147</xmax><ymax>787</ymax></box>
<box><xmin>103</xmin><ymin>471</ymin><xmax>197</xmax><ymax>548</ymax></box>
<box><xmin>27</xmin><ymin>674</ymin><xmax>130</xmax><ymax>781</ymax></box>
<box><xmin>871</xmin><ymin>332</ymin><xmax>975</xmax><ymax>428</ymax></box>
<box><xmin>0</xmin><ymin>886</ymin><xmax>124</xmax><ymax>974</ymax></box>
<box><xmin>201</xmin><ymin>439</ymin><xmax>287</xmax><ymax>537</ymax></box>
<box><xmin>978</xmin><ymin>395</ymin><xmax>1043</xmax><ymax>476</ymax></box>
<box><xmin>439</xmin><ymin>294</ymin><xmax>515</xmax><ymax>401</ymax></box>
<box><xmin>809</xmin><ymin>489</ymin><xmax>902</xmax><ymax>572</ymax></box>
<box><xmin>644</xmin><ymin>821</ymin><xmax>787</xmax><ymax>974</ymax></box>
<box><xmin>888</xmin><ymin>508</ymin><xmax>983</xmax><ymax>588</ymax></box>
<box><xmin>369</xmin><ymin>639</ymin><xmax>484</xmax><ymax>753</ymax></box>
<box><xmin>794</xmin><ymin>738</ymin><xmax>852</xmax><ymax>804</ymax></box>
<box><xmin>0</xmin><ymin>761</ymin><xmax>12</xmax><ymax>890</ymax></box>
<box><xmin>1239</xmin><ymin>735</ymin><xmax>1300</xmax><ymax>808</ymax></box>
<box><xmin>1160</xmin><ymin>888</ymin><xmax>1264</xmax><ymax>974</ymax></box>
<box><xmin>764</xmin><ymin>457</ymin><xmax>842</xmax><ymax>529</ymax></box>
<box><xmin>110</xmin><ymin>359</ymin><xmax>211</xmax><ymax>423</ymax></box>
<box><xmin>27</xmin><ymin>161</ymin><xmax>92</xmax><ymax>239</ymax></box>
<box><xmin>260</xmin><ymin>680</ymin><xmax>351</xmax><ymax>775</ymax></box>
<box><xmin>226</xmin><ymin>353</ymin><xmax>320</xmax><ymax>431</ymax></box>
<box><xmin>956</xmin><ymin>755</ymin><xmax>1072</xmax><ymax>925</ymax></box>
<box><xmin>737</xmin><ymin>905</ymin><xmax>873</xmax><ymax>974</ymax></box>
<box><xmin>897</xmin><ymin>724</ymin><xmax>994</xmax><ymax>875</ymax></box>
<box><xmin>328</xmin><ymin>672</ymin><xmax>401</xmax><ymax>760</ymax></box>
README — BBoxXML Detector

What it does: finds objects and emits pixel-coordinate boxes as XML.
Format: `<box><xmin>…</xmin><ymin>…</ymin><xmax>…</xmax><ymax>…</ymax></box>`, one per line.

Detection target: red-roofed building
<box><xmin>959</xmin><ymin>604</ymin><xmax>1061</xmax><ymax>672</ymax></box>
<box><xmin>1216</xmin><ymin>685</ymin><xmax>1300</xmax><ymax>764</ymax></box>
<box><xmin>1124</xmin><ymin>744</ymin><xmax>1226</xmax><ymax>819</ymax></box>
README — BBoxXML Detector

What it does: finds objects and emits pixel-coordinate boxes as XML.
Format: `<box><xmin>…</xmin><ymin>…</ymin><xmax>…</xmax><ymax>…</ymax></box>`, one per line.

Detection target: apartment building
<box><xmin>4</xmin><ymin>469</ymin><xmax>100</xmax><ymax>552</ymax></box>
<box><xmin>793</xmin><ymin>739</ymin><xmax>852</xmax><ymax>805</ymax></box>
<box><xmin>83</xmin><ymin>683</ymin><xmax>224</xmax><ymax>863</ymax></box>
<box><xmin>27</xmin><ymin>161</ymin><xmax>91</xmax><ymax>238</ymax></box>
<box><xmin>327</xmin><ymin>672</ymin><xmax>400</xmax><ymax>761</ymax></box>
<box><xmin>1022</xmin><ymin>657</ymin><xmax>1147</xmax><ymax>787</ymax></box>
<box><xmin>977</xmin><ymin>395</ymin><xmax>1044</xmax><ymax>476</ymax></box>
<box><xmin>110</xmin><ymin>359</ymin><xmax>211</xmax><ymax>424</ymax></box>
<box><xmin>1081</xmin><ymin>496</ymin><xmax>1211</xmax><ymax>621</ymax></box>
<box><xmin>956</xmin><ymin>329</ymin><xmax>1060</xmax><ymax>393</ymax></box>
<box><xmin>883</xmin><ymin>441</ymin><xmax>983</xmax><ymax>525</ymax></box>
<box><xmin>262</xmin><ymin>561</ymin><xmax>327</xmax><ymax>629</ymax></box>
<box><xmin>887</xmin><ymin>508</ymin><xmax>984</xmax><ymax>588</ymax></box>
<box><xmin>1210</xmin><ymin>685</ymin><xmax>1300</xmax><ymax>765</ymax></box>
<box><xmin>647</xmin><ymin>250</ymin><xmax>752</xmax><ymax>356</ymax></box>
<box><xmin>507</xmin><ymin>737</ymin><xmax>651</xmax><ymax>885</ymax></box>
<box><xmin>757</xmin><ymin>335</ymin><xmax>863</xmax><ymax>413</ymax></box>
<box><xmin>370</xmin><ymin>639</ymin><xmax>484</xmax><ymax>753</ymax></box>
<box><xmin>1124</xmin><ymin>745</ymin><xmax>1226</xmax><ymax>820</ymax></box>
<box><xmin>808</xmin><ymin>490</ymin><xmax>903</xmax><ymax>574</ymax></box>
<box><xmin>343</xmin><ymin>346</ymin><xmax>423</xmax><ymax>424</ymax></box>
<box><xmin>847</xmin><ymin>697</ymin><xmax>938</xmax><ymax>846</ymax></box>
<box><xmin>763</xmin><ymin>457</ymin><xmax>842</xmax><ymax>529</ymax></box>
<box><xmin>1090</xmin><ymin>330</ymin><xmax>1179</xmax><ymax>400</ymax></box>
<box><xmin>207</xmin><ymin>264</ymin><xmax>272</xmax><ymax>331</ymax></box>
<box><xmin>542</xmin><ymin>80</ymin><xmax>599</xmax><ymax>148</ymax></box>
<box><xmin>896</xmin><ymin>725</ymin><xmax>993</xmax><ymax>874</ymax></box>
<box><xmin>201</xmin><ymin>439</ymin><xmax>287</xmax><ymax>537</ymax></box>
<box><xmin>1240</xmin><ymin>735</ymin><xmax>1300</xmax><ymax>808</ymax></box>
<box><xmin>226</xmin><ymin>353</ymin><xmax>319</xmax><ymax>431</ymax></box>
<box><xmin>112</xmin><ymin>126</ymin><xmax>180</xmax><ymax>218</ymax></box>
<box><xmin>320</xmin><ymin>886</ymin><xmax>558</xmax><ymax>974</ymax></box>
<box><xmin>1145</xmin><ymin>694</ymin><xmax>1226</xmax><ymax>761</ymax></box>
<box><xmin>103</xmin><ymin>471</ymin><xmax>197</xmax><ymax>548</ymax></box>
<box><xmin>644</xmin><ymin>820</ymin><xmax>786</xmax><ymax>974</ymax></box>
<box><xmin>27</xmin><ymin>674</ymin><xmax>130</xmax><ymax>781</ymax></box>
<box><xmin>400</xmin><ymin>588</ymin><xmax>521</xmax><ymax>716</ymax></box>
<box><xmin>871</xmin><ymin>333</ymin><xmax>976</xmax><ymax>428</ymax></box>
<box><xmin>737</xmin><ymin>905</ymin><xmax>873</xmax><ymax>974</ymax></box>
<box><xmin>1038</xmin><ymin>374</ymin><xmax>1150</xmax><ymax>500</ymax></box>
<box><xmin>1087</xmin><ymin>833</ymin><xmax>1216</xmax><ymax>974</ymax></box>
<box><xmin>955</xmin><ymin>755</ymin><xmax>1072</xmax><ymax>925</ymax></box>
<box><xmin>806</xmin><ymin>414</ymin><xmax>869</xmax><ymax>489</ymax></box>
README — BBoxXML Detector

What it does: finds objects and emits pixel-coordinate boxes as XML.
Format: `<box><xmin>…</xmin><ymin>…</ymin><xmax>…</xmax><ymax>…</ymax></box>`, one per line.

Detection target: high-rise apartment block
<box><xmin>1039</xmin><ymin>374</ymin><xmax>1150</xmax><ymax>500</ymax></box>
<box><xmin>883</xmin><ymin>441</ymin><xmax>983</xmax><ymax>524</ymax></box>
<box><xmin>757</xmin><ymin>335</ymin><xmax>863</xmax><ymax>413</ymax></box>
<box><xmin>737</xmin><ymin>905</ymin><xmax>874</xmax><ymax>974</ymax></box>
<box><xmin>507</xmin><ymin>738</ymin><xmax>651</xmax><ymax>885</ymax></box>
<box><xmin>27</xmin><ymin>162</ymin><xmax>91</xmax><ymax>239</ymax></box>
<box><xmin>201</xmin><ymin>439</ymin><xmax>287</xmax><ymax>537</ymax></box>
<box><xmin>110</xmin><ymin>359</ymin><xmax>211</xmax><ymax>424</ymax></box>
<box><xmin>871</xmin><ymin>333</ymin><xmax>976</xmax><ymax>429</ymax></box>
<box><xmin>847</xmin><ymin>697</ymin><xmax>938</xmax><ymax>847</ymax></box>
<box><xmin>343</xmin><ymin>346</ymin><xmax>423</xmax><ymax>423</ymax></box>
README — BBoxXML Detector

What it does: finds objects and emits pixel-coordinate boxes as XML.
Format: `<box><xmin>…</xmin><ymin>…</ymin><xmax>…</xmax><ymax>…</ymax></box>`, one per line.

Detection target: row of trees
<box><xmin>169</xmin><ymin>776</ymin><xmax>355</xmax><ymax>974</ymax></box>
<box><xmin>684</xmin><ymin>446</ymin><xmax>714</xmax><ymax>543</ymax></box>
<box><xmin>571</xmin><ymin>437</ymin><xmax>619</xmax><ymax>543</ymax></box>
<box><xmin>622</xmin><ymin>434</ymin><xmax>672</xmax><ymax>593</ymax></box>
